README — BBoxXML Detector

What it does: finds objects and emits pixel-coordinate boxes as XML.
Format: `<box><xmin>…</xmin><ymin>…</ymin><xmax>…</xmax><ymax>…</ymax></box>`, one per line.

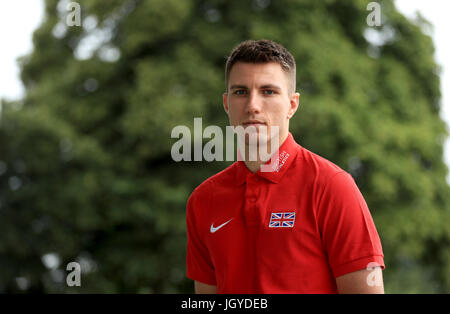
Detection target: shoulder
<box><xmin>192</xmin><ymin>162</ymin><xmax>237</xmax><ymax>194</ymax></box>
<box><xmin>296</xmin><ymin>145</ymin><xmax>349</xmax><ymax>184</ymax></box>
<box><xmin>187</xmin><ymin>162</ymin><xmax>238</xmax><ymax>209</ymax></box>
<box><xmin>295</xmin><ymin>148</ymin><xmax>365</xmax><ymax>215</ymax></box>
<box><xmin>291</xmin><ymin>145</ymin><xmax>363</xmax><ymax>211</ymax></box>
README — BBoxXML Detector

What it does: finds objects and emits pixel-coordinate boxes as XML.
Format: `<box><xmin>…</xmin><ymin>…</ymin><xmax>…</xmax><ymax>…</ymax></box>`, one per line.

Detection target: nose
<box><xmin>246</xmin><ymin>90</ymin><xmax>262</xmax><ymax>114</ymax></box>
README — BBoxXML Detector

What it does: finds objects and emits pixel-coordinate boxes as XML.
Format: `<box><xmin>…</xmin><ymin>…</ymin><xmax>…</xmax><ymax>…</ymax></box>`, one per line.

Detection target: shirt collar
<box><xmin>235</xmin><ymin>132</ymin><xmax>300</xmax><ymax>185</ymax></box>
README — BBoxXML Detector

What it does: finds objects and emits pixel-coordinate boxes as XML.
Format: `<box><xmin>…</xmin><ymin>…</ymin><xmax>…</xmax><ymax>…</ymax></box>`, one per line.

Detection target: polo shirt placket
<box><xmin>234</xmin><ymin>135</ymin><xmax>302</xmax><ymax>292</ymax></box>
<box><xmin>244</xmin><ymin>173</ymin><xmax>263</xmax><ymax>227</ymax></box>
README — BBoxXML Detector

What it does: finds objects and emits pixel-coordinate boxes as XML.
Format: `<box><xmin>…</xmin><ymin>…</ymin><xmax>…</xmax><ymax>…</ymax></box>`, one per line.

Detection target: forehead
<box><xmin>228</xmin><ymin>62</ymin><xmax>288</xmax><ymax>88</ymax></box>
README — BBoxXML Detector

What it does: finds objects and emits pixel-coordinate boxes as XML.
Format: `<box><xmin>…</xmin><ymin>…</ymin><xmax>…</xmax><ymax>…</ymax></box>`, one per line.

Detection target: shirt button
<box><xmin>249</xmin><ymin>197</ymin><xmax>257</xmax><ymax>202</ymax></box>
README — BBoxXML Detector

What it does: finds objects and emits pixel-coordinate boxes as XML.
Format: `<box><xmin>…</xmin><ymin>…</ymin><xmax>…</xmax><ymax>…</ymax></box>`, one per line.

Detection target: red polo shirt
<box><xmin>186</xmin><ymin>133</ymin><xmax>385</xmax><ymax>293</ymax></box>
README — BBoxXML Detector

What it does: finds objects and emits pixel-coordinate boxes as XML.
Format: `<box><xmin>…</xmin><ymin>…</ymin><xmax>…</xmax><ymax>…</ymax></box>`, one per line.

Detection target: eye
<box><xmin>233</xmin><ymin>89</ymin><xmax>247</xmax><ymax>95</ymax></box>
<box><xmin>263</xmin><ymin>89</ymin><xmax>276</xmax><ymax>95</ymax></box>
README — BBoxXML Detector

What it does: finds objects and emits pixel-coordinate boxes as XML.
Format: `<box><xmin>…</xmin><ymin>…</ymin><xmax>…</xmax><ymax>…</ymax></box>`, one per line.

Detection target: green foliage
<box><xmin>0</xmin><ymin>0</ymin><xmax>449</xmax><ymax>293</ymax></box>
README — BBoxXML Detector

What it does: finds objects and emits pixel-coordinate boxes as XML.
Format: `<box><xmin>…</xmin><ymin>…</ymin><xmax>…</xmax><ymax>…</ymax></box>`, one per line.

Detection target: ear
<box><xmin>223</xmin><ymin>92</ymin><xmax>229</xmax><ymax>114</ymax></box>
<box><xmin>287</xmin><ymin>92</ymin><xmax>300</xmax><ymax>119</ymax></box>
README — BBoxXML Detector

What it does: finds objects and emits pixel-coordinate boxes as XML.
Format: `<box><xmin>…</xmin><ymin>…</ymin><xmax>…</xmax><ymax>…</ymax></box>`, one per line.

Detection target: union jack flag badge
<box><xmin>269</xmin><ymin>212</ymin><xmax>296</xmax><ymax>228</ymax></box>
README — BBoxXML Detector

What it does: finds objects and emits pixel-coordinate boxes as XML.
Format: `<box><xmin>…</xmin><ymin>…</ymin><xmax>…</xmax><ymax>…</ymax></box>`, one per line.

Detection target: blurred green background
<box><xmin>0</xmin><ymin>0</ymin><xmax>449</xmax><ymax>293</ymax></box>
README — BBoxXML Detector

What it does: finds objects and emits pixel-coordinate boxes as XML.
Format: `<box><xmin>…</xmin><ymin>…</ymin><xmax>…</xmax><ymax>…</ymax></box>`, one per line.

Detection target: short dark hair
<box><xmin>225</xmin><ymin>39</ymin><xmax>296</xmax><ymax>93</ymax></box>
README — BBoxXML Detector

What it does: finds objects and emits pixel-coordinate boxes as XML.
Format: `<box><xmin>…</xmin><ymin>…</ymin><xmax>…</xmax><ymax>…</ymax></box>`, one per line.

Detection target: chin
<box><xmin>247</xmin><ymin>127</ymin><xmax>274</xmax><ymax>146</ymax></box>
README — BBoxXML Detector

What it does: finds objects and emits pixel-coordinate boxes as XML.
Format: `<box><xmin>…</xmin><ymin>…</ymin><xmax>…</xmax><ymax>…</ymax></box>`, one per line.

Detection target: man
<box><xmin>186</xmin><ymin>39</ymin><xmax>385</xmax><ymax>294</ymax></box>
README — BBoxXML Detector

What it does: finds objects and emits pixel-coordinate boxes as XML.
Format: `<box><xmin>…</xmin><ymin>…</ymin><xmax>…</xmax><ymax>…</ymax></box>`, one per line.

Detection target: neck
<box><xmin>243</xmin><ymin>132</ymin><xmax>289</xmax><ymax>173</ymax></box>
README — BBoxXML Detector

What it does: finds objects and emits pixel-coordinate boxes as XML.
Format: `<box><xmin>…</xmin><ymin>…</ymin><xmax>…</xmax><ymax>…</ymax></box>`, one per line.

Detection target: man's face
<box><xmin>223</xmin><ymin>62</ymin><xmax>299</xmax><ymax>146</ymax></box>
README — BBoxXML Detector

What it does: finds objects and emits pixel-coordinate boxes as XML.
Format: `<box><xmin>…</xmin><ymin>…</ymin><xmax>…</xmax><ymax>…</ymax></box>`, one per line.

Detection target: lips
<box><xmin>242</xmin><ymin>120</ymin><xmax>266</xmax><ymax>126</ymax></box>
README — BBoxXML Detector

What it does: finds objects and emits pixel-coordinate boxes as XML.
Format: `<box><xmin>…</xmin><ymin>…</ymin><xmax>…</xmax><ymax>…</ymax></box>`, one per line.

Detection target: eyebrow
<box><xmin>229</xmin><ymin>84</ymin><xmax>248</xmax><ymax>90</ymax></box>
<box><xmin>229</xmin><ymin>84</ymin><xmax>282</xmax><ymax>90</ymax></box>
<box><xmin>260</xmin><ymin>84</ymin><xmax>282</xmax><ymax>90</ymax></box>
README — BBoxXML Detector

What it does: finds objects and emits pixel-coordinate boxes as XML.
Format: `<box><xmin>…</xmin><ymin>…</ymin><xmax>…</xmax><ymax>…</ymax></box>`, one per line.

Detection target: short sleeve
<box><xmin>186</xmin><ymin>190</ymin><xmax>217</xmax><ymax>285</ymax></box>
<box><xmin>317</xmin><ymin>171</ymin><xmax>385</xmax><ymax>278</ymax></box>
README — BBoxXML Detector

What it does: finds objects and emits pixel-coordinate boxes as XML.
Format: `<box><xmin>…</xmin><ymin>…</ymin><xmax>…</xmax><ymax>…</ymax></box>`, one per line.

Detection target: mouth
<box><xmin>242</xmin><ymin>120</ymin><xmax>266</xmax><ymax>127</ymax></box>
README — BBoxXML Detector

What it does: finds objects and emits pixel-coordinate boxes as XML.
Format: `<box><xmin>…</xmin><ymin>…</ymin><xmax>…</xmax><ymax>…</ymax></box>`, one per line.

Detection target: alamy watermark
<box><xmin>66</xmin><ymin>262</ymin><xmax>81</xmax><ymax>287</ymax></box>
<box><xmin>66</xmin><ymin>1</ymin><xmax>81</xmax><ymax>26</ymax></box>
<box><xmin>171</xmin><ymin>118</ymin><xmax>281</xmax><ymax>172</ymax></box>
<box><xmin>65</xmin><ymin>1</ymin><xmax>381</xmax><ymax>27</ymax></box>
<box><xmin>367</xmin><ymin>2</ymin><xmax>381</xmax><ymax>27</ymax></box>
<box><xmin>63</xmin><ymin>2</ymin><xmax>381</xmax><ymax>29</ymax></box>
<box><xmin>366</xmin><ymin>262</ymin><xmax>383</xmax><ymax>287</ymax></box>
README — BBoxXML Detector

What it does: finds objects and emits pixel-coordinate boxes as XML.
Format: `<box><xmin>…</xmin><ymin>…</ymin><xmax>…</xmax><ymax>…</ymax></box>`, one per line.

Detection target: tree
<box><xmin>0</xmin><ymin>0</ymin><xmax>449</xmax><ymax>293</ymax></box>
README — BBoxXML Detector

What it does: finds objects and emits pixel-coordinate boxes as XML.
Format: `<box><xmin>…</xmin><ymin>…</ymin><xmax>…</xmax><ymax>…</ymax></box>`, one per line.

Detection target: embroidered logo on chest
<box><xmin>268</xmin><ymin>212</ymin><xmax>296</xmax><ymax>228</ymax></box>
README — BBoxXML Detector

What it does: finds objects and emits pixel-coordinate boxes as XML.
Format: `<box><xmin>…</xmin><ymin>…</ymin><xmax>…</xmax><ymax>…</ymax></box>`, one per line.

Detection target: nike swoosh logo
<box><xmin>210</xmin><ymin>218</ymin><xmax>233</xmax><ymax>233</ymax></box>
